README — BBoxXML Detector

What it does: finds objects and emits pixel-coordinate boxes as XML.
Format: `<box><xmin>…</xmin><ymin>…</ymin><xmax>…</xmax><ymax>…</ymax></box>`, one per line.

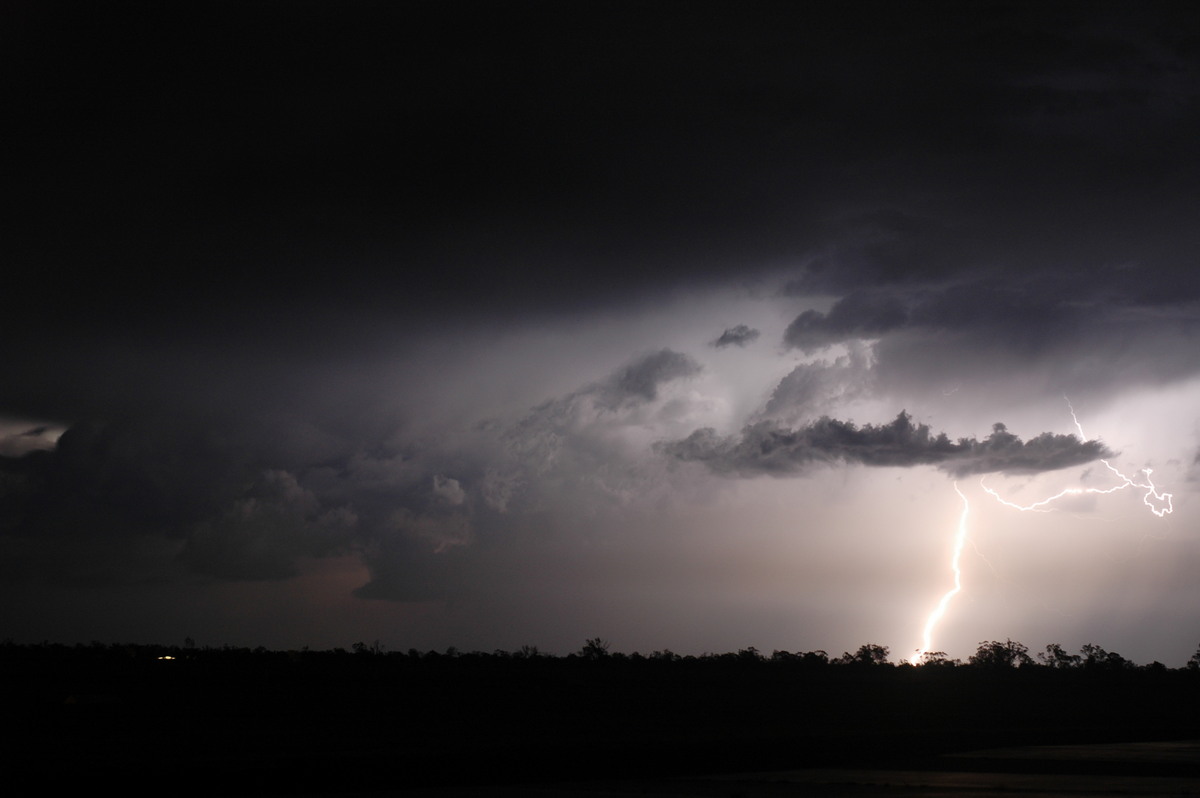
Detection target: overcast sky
<box><xmin>4</xmin><ymin>1</ymin><xmax>1200</xmax><ymax>663</ymax></box>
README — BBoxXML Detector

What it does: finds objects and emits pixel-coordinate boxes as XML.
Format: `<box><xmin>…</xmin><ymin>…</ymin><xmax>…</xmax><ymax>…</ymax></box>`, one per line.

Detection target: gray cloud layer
<box><xmin>660</xmin><ymin>413</ymin><xmax>1112</xmax><ymax>479</ymax></box>
<box><xmin>593</xmin><ymin>349</ymin><xmax>702</xmax><ymax>409</ymax></box>
<box><xmin>761</xmin><ymin>346</ymin><xmax>875</xmax><ymax>422</ymax></box>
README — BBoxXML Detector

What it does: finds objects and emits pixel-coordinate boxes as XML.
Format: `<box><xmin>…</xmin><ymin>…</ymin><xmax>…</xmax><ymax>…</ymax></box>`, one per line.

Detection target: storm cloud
<box><xmin>2</xmin><ymin>2</ymin><xmax>1197</xmax><ymax>661</ymax></box>
<box><xmin>661</xmin><ymin>412</ymin><xmax>1112</xmax><ymax>479</ymax></box>
<box><xmin>784</xmin><ymin>293</ymin><xmax>909</xmax><ymax>353</ymax></box>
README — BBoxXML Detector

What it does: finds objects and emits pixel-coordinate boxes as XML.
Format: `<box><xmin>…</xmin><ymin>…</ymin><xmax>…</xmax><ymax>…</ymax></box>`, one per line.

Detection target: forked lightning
<box><xmin>909</xmin><ymin>400</ymin><xmax>1172</xmax><ymax>665</ymax></box>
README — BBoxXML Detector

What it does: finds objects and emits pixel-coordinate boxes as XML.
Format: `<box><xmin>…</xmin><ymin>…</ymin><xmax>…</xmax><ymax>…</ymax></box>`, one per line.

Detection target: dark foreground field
<box><xmin>8</xmin><ymin>644</ymin><xmax>1200</xmax><ymax>794</ymax></box>
<box><xmin>477</xmin><ymin>741</ymin><xmax>1200</xmax><ymax>797</ymax></box>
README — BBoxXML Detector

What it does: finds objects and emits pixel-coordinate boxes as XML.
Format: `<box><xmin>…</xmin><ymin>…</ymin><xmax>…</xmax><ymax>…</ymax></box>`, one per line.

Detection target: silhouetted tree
<box><xmin>1188</xmin><ymin>645</ymin><xmax>1200</xmax><ymax>671</ymax></box>
<box><xmin>800</xmin><ymin>650</ymin><xmax>829</xmax><ymax>667</ymax></box>
<box><xmin>770</xmin><ymin>648</ymin><xmax>828</xmax><ymax>665</ymax></box>
<box><xmin>917</xmin><ymin>650</ymin><xmax>957</xmax><ymax>667</ymax></box>
<box><xmin>737</xmin><ymin>646</ymin><xmax>763</xmax><ymax>662</ymax></box>
<box><xmin>1079</xmin><ymin>643</ymin><xmax>1130</xmax><ymax>670</ymax></box>
<box><xmin>1038</xmin><ymin>643</ymin><xmax>1081</xmax><ymax>668</ymax></box>
<box><xmin>580</xmin><ymin>638</ymin><xmax>610</xmax><ymax>660</ymax></box>
<box><xmin>836</xmin><ymin>643</ymin><xmax>890</xmax><ymax>666</ymax></box>
<box><xmin>1079</xmin><ymin>643</ymin><xmax>1108</xmax><ymax>667</ymax></box>
<box><xmin>969</xmin><ymin>639</ymin><xmax>1032</xmax><ymax>668</ymax></box>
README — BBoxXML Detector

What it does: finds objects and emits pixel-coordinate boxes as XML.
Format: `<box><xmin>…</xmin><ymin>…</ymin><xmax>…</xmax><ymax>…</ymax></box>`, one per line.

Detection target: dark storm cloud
<box><xmin>0</xmin><ymin>414</ymin><xmax>359</xmax><ymax>583</ymax></box>
<box><xmin>178</xmin><ymin>470</ymin><xmax>358</xmax><ymax>581</ymax></box>
<box><xmin>0</xmin><ymin>341</ymin><xmax>702</xmax><ymax>594</ymax></box>
<box><xmin>3</xmin><ymin>0</ymin><xmax>1199</xmax><ymax>655</ymax></box>
<box><xmin>777</xmin><ymin>276</ymin><xmax>1194</xmax><ymax>397</ymax></box>
<box><xmin>782</xmin><ymin>275</ymin><xmax>1117</xmax><ymax>354</ymax></box>
<box><xmin>712</xmin><ymin>325</ymin><xmax>761</xmax><ymax>349</ymax></box>
<box><xmin>346</xmin><ymin>350</ymin><xmax>704</xmax><ymax>602</ymax></box>
<box><xmin>784</xmin><ymin>292</ymin><xmax>909</xmax><ymax>353</ymax></box>
<box><xmin>0</xmin><ymin>417</ymin><xmax>256</xmax><ymax>541</ymax></box>
<box><xmin>9</xmin><ymin>0</ymin><xmax>1197</xmax><ymax>348</ymax></box>
<box><xmin>944</xmin><ymin>423</ymin><xmax>1115</xmax><ymax>478</ymax></box>
<box><xmin>779</xmin><ymin>210</ymin><xmax>972</xmax><ymax>297</ymax></box>
<box><xmin>661</xmin><ymin>412</ymin><xmax>1110</xmax><ymax>478</ymax></box>
<box><xmin>0</xmin><ymin>411</ymin><xmax>481</xmax><ymax>589</ymax></box>
<box><xmin>776</xmin><ymin>268</ymin><xmax>1200</xmax><ymax>414</ymax></box>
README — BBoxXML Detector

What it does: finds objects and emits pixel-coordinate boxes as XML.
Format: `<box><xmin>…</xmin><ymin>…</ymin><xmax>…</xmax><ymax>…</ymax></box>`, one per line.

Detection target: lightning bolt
<box><xmin>982</xmin><ymin>399</ymin><xmax>1173</xmax><ymax>517</ymax></box>
<box><xmin>910</xmin><ymin>482</ymin><xmax>969</xmax><ymax>665</ymax></box>
<box><xmin>1066</xmin><ymin>398</ymin><xmax>1173</xmax><ymax>518</ymax></box>
<box><xmin>910</xmin><ymin>399</ymin><xmax>1173</xmax><ymax>666</ymax></box>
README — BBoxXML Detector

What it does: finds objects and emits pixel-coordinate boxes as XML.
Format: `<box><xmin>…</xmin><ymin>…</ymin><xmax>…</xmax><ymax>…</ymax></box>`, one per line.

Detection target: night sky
<box><xmin>5</xmin><ymin>1</ymin><xmax>1200</xmax><ymax>664</ymax></box>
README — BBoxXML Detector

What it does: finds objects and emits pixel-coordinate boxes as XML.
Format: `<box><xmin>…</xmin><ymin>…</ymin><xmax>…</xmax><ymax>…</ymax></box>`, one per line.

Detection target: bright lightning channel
<box><xmin>909</xmin><ymin>401</ymin><xmax>1173</xmax><ymax>666</ymax></box>
<box><xmin>1067</xmin><ymin>398</ymin><xmax>1172</xmax><ymax>518</ymax></box>
<box><xmin>982</xmin><ymin>399</ymin><xmax>1173</xmax><ymax>517</ymax></box>
<box><xmin>910</xmin><ymin>482</ymin><xmax>969</xmax><ymax>665</ymax></box>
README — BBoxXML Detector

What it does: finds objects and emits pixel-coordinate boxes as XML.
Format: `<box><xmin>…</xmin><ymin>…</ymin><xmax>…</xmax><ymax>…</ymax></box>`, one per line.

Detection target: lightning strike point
<box><xmin>912</xmin><ymin>400</ymin><xmax>1175</xmax><ymax>665</ymax></box>
<box><xmin>911</xmin><ymin>482</ymin><xmax>970</xmax><ymax>666</ymax></box>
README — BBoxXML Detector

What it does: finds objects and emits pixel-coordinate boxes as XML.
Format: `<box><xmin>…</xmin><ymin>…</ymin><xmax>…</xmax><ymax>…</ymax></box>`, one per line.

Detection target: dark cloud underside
<box><xmin>661</xmin><ymin>413</ymin><xmax>1111</xmax><ymax>478</ymax></box>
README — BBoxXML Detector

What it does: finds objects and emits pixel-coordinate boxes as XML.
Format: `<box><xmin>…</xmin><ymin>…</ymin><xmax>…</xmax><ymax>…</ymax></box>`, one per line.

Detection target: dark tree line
<box><xmin>10</xmin><ymin>636</ymin><xmax>1200</xmax><ymax>792</ymax></box>
<box><xmin>6</xmin><ymin>637</ymin><xmax>1200</xmax><ymax>670</ymax></box>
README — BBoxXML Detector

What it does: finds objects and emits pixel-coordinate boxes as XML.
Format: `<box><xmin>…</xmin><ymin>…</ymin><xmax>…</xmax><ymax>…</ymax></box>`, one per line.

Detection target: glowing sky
<box><xmin>3</xmin><ymin>2</ymin><xmax>1200</xmax><ymax>663</ymax></box>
